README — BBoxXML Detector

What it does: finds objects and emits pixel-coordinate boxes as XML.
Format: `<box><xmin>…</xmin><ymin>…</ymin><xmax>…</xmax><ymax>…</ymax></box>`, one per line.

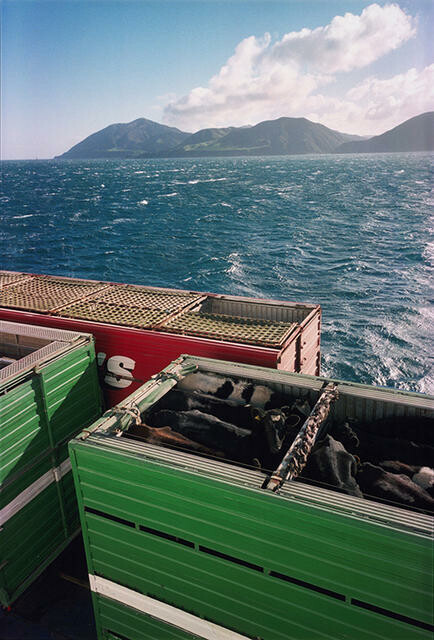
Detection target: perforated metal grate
<box><xmin>0</xmin><ymin>276</ymin><xmax>109</xmax><ymax>312</ymax></box>
<box><xmin>0</xmin><ymin>271</ymin><xmax>33</xmax><ymax>288</ymax></box>
<box><xmin>161</xmin><ymin>312</ymin><xmax>297</xmax><ymax>347</ymax></box>
<box><xmin>0</xmin><ymin>319</ymin><xmax>84</xmax><ymax>343</ymax></box>
<box><xmin>57</xmin><ymin>301</ymin><xmax>169</xmax><ymax>329</ymax></box>
<box><xmin>0</xmin><ymin>341</ymin><xmax>73</xmax><ymax>383</ymax></box>
<box><xmin>91</xmin><ymin>285</ymin><xmax>202</xmax><ymax>313</ymax></box>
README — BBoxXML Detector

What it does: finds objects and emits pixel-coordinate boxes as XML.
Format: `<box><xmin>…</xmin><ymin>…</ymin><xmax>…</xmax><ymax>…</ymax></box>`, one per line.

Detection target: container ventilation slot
<box><xmin>139</xmin><ymin>525</ymin><xmax>195</xmax><ymax>548</ymax></box>
<box><xmin>269</xmin><ymin>570</ymin><xmax>345</xmax><ymax>601</ymax></box>
<box><xmin>84</xmin><ymin>506</ymin><xmax>135</xmax><ymax>529</ymax></box>
<box><xmin>350</xmin><ymin>599</ymin><xmax>434</xmax><ymax>632</ymax></box>
<box><xmin>198</xmin><ymin>546</ymin><xmax>264</xmax><ymax>572</ymax></box>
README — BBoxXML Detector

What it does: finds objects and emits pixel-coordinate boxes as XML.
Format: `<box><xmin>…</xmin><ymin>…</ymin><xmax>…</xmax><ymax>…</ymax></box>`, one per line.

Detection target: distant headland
<box><xmin>57</xmin><ymin>112</ymin><xmax>434</xmax><ymax>159</ymax></box>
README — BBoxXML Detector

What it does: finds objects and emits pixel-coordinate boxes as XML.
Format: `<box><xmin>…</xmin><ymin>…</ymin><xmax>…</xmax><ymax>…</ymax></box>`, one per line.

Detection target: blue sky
<box><xmin>2</xmin><ymin>0</ymin><xmax>433</xmax><ymax>159</ymax></box>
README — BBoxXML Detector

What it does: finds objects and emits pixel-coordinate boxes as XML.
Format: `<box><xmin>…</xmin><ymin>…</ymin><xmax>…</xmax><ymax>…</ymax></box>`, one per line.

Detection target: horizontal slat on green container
<box><xmin>0</xmin><ymin>448</ymin><xmax>56</xmax><ymax>510</ymax></box>
<box><xmin>0</xmin><ymin>379</ymin><xmax>51</xmax><ymax>481</ymax></box>
<box><xmin>41</xmin><ymin>345</ymin><xmax>101</xmax><ymax>444</ymax></box>
<box><xmin>98</xmin><ymin>595</ymin><xmax>200</xmax><ymax>640</ymax></box>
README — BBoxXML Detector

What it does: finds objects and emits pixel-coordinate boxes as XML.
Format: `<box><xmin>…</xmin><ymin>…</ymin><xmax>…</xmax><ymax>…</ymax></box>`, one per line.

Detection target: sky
<box><xmin>1</xmin><ymin>0</ymin><xmax>433</xmax><ymax>159</ymax></box>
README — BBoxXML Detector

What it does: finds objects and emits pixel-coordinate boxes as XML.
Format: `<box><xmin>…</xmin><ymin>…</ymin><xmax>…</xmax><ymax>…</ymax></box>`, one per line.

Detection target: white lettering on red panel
<box><xmin>97</xmin><ymin>352</ymin><xmax>136</xmax><ymax>388</ymax></box>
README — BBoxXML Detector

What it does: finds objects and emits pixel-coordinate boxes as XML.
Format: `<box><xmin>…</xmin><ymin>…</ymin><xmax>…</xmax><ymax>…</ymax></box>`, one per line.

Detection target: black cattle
<box><xmin>301</xmin><ymin>435</ymin><xmax>363</xmax><ymax>497</ymax></box>
<box><xmin>178</xmin><ymin>372</ymin><xmax>300</xmax><ymax>410</ymax></box>
<box><xmin>127</xmin><ymin>423</ymin><xmax>224</xmax><ymax>458</ymax></box>
<box><xmin>148</xmin><ymin>402</ymin><xmax>303</xmax><ymax>470</ymax></box>
<box><xmin>148</xmin><ymin>409</ymin><xmax>253</xmax><ymax>462</ymax></box>
<box><xmin>411</xmin><ymin>466</ymin><xmax>434</xmax><ymax>497</ymax></box>
<box><xmin>357</xmin><ymin>462</ymin><xmax>434</xmax><ymax>511</ymax></box>
<box><xmin>328</xmin><ymin>421</ymin><xmax>360</xmax><ymax>452</ymax></box>
<box><xmin>378</xmin><ymin>460</ymin><xmax>420</xmax><ymax>476</ymax></box>
<box><xmin>378</xmin><ymin>462</ymin><xmax>434</xmax><ymax>498</ymax></box>
<box><xmin>154</xmin><ymin>389</ymin><xmax>255</xmax><ymax>429</ymax></box>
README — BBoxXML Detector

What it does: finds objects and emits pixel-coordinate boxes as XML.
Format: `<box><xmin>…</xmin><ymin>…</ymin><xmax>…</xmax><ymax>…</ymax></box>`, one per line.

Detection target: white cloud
<box><xmin>271</xmin><ymin>3</ymin><xmax>416</xmax><ymax>73</ymax></box>
<box><xmin>163</xmin><ymin>3</ymin><xmax>423</xmax><ymax>135</ymax></box>
<box><xmin>347</xmin><ymin>64</ymin><xmax>434</xmax><ymax>122</ymax></box>
<box><xmin>298</xmin><ymin>64</ymin><xmax>434</xmax><ymax>135</ymax></box>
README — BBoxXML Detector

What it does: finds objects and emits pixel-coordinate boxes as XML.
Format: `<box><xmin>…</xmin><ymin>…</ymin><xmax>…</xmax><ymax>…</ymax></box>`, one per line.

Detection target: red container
<box><xmin>0</xmin><ymin>271</ymin><xmax>321</xmax><ymax>407</ymax></box>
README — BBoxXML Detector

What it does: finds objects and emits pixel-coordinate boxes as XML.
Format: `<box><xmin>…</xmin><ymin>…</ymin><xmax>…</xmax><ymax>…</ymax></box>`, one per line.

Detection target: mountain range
<box><xmin>57</xmin><ymin>112</ymin><xmax>434</xmax><ymax>159</ymax></box>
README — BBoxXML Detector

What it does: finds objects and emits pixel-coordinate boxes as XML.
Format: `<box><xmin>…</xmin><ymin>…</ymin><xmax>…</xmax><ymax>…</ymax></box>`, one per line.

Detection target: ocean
<box><xmin>1</xmin><ymin>153</ymin><xmax>433</xmax><ymax>393</ymax></box>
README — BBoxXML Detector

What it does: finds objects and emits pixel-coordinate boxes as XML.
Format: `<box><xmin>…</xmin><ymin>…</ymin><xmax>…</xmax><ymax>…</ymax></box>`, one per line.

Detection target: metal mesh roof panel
<box><xmin>91</xmin><ymin>285</ymin><xmax>202</xmax><ymax>313</ymax></box>
<box><xmin>57</xmin><ymin>300</ymin><xmax>169</xmax><ymax>329</ymax></box>
<box><xmin>0</xmin><ymin>271</ymin><xmax>33</xmax><ymax>288</ymax></box>
<box><xmin>161</xmin><ymin>312</ymin><xmax>298</xmax><ymax>347</ymax></box>
<box><xmin>0</xmin><ymin>277</ymin><xmax>108</xmax><ymax>312</ymax></box>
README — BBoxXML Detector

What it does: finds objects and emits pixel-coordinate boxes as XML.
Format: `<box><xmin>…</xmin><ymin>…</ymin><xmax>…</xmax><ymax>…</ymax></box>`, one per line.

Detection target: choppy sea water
<box><xmin>1</xmin><ymin>154</ymin><xmax>433</xmax><ymax>393</ymax></box>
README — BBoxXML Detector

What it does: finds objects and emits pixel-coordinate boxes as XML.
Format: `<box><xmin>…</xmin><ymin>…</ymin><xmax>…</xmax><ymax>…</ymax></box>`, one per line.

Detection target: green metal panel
<box><xmin>0</xmin><ymin>322</ymin><xmax>103</xmax><ymax>605</ymax></box>
<box><xmin>53</xmin><ymin>442</ymin><xmax>81</xmax><ymax>535</ymax></box>
<box><xmin>0</xmin><ymin>377</ymin><xmax>51</xmax><ymax>482</ymax></box>
<box><xmin>0</xmin><ymin>444</ymin><xmax>84</xmax><ymax>606</ymax></box>
<box><xmin>70</xmin><ymin>355</ymin><xmax>434</xmax><ymax>640</ymax></box>
<box><xmin>0</xmin><ymin>342</ymin><xmax>101</xmax><ymax>482</ymax></box>
<box><xmin>98</xmin><ymin>596</ymin><xmax>200</xmax><ymax>640</ymax></box>
<box><xmin>0</xmin><ymin>447</ymin><xmax>55</xmax><ymax>510</ymax></box>
<box><xmin>40</xmin><ymin>345</ymin><xmax>101</xmax><ymax>444</ymax></box>
<box><xmin>0</xmin><ymin>477</ymin><xmax>66</xmax><ymax>601</ymax></box>
<box><xmin>71</xmin><ymin>443</ymin><xmax>433</xmax><ymax>640</ymax></box>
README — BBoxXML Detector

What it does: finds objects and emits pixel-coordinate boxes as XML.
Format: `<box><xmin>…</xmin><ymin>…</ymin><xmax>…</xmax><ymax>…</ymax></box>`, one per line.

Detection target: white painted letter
<box><xmin>105</xmin><ymin>355</ymin><xmax>136</xmax><ymax>388</ymax></box>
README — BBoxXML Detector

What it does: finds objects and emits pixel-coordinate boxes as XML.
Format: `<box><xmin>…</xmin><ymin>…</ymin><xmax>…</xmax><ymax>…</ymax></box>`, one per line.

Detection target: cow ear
<box><xmin>250</xmin><ymin>407</ymin><xmax>265</xmax><ymax>421</ymax></box>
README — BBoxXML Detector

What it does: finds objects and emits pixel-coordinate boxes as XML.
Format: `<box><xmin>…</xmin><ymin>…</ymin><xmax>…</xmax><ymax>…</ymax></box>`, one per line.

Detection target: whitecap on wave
<box><xmin>113</xmin><ymin>218</ymin><xmax>134</xmax><ymax>224</ymax></box>
<box><xmin>226</xmin><ymin>252</ymin><xmax>242</xmax><ymax>277</ymax></box>
<box><xmin>418</xmin><ymin>374</ymin><xmax>434</xmax><ymax>395</ymax></box>
<box><xmin>187</xmin><ymin>177</ymin><xmax>227</xmax><ymax>185</ymax></box>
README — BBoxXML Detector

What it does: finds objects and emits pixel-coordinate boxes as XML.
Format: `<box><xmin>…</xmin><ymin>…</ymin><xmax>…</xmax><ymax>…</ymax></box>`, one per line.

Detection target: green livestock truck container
<box><xmin>0</xmin><ymin>320</ymin><xmax>102</xmax><ymax>606</ymax></box>
<box><xmin>70</xmin><ymin>355</ymin><xmax>434</xmax><ymax>640</ymax></box>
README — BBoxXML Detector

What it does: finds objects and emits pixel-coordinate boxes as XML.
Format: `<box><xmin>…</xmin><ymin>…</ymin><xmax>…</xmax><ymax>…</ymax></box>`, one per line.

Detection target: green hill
<box><xmin>57</xmin><ymin>118</ymin><xmax>190</xmax><ymax>159</ymax></box>
<box><xmin>176</xmin><ymin>127</ymin><xmax>236</xmax><ymax>153</ymax></box>
<box><xmin>170</xmin><ymin>117</ymin><xmax>361</xmax><ymax>156</ymax></box>
<box><xmin>336</xmin><ymin>112</ymin><xmax>434</xmax><ymax>153</ymax></box>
